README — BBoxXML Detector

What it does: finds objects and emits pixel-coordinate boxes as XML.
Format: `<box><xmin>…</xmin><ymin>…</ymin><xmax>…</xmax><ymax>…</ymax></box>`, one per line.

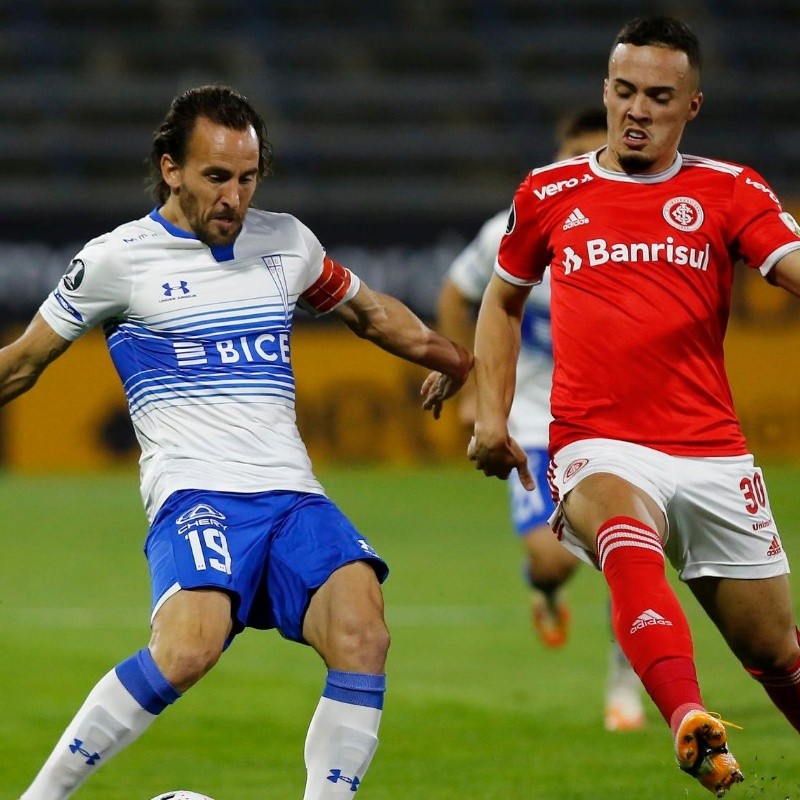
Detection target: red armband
<box><xmin>301</xmin><ymin>256</ymin><xmax>353</xmax><ymax>313</ymax></box>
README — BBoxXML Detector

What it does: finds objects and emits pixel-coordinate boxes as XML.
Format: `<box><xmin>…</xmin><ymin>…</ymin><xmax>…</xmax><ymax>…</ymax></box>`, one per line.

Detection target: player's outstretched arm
<box><xmin>0</xmin><ymin>313</ymin><xmax>71</xmax><ymax>406</ymax></box>
<box><xmin>468</xmin><ymin>273</ymin><xmax>534</xmax><ymax>490</ymax></box>
<box><xmin>331</xmin><ymin>281</ymin><xmax>473</xmax><ymax>417</ymax></box>
<box><xmin>436</xmin><ymin>278</ymin><xmax>479</xmax><ymax>425</ymax></box>
<box><xmin>769</xmin><ymin>250</ymin><xmax>800</xmax><ymax>298</ymax></box>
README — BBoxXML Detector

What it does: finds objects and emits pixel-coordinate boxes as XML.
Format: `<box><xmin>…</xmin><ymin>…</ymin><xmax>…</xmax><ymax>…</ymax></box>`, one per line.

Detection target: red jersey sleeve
<box><xmin>730</xmin><ymin>166</ymin><xmax>800</xmax><ymax>275</ymax></box>
<box><xmin>496</xmin><ymin>172</ymin><xmax>553</xmax><ymax>285</ymax></box>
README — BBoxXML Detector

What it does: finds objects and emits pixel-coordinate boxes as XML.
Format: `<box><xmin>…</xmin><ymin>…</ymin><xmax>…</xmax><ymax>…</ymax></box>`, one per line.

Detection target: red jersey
<box><xmin>497</xmin><ymin>150</ymin><xmax>800</xmax><ymax>457</ymax></box>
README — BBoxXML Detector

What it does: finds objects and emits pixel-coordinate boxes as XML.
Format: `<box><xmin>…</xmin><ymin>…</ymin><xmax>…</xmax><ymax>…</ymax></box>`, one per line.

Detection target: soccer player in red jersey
<box><xmin>463</xmin><ymin>15</ymin><xmax>800</xmax><ymax>797</ymax></box>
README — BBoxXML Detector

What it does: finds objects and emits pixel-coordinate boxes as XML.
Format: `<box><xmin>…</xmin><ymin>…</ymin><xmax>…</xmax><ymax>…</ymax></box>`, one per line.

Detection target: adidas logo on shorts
<box><xmin>767</xmin><ymin>535</ymin><xmax>783</xmax><ymax>557</ymax></box>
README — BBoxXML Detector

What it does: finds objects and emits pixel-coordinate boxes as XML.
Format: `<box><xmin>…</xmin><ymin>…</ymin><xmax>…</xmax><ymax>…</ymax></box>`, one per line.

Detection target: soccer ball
<box><xmin>148</xmin><ymin>793</ymin><xmax>215</xmax><ymax>800</ymax></box>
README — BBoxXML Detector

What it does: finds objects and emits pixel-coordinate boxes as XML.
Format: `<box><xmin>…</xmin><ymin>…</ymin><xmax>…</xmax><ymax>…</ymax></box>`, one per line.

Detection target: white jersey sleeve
<box><xmin>293</xmin><ymin>218</ymin><xmax>361</xmax><ymax>316</ymax></box>
<box><xmin>448</xmin><ymin>208</ymin><xmax>554</xmax><ymax>449</ymax></box>
<box><xmin>38</xmin><ymin>230</ymin><xmax>133</xmax><ymax>340</ymax></box>
<box><xmin>447</xmin><ymin>210</ymin><xmax>509</xmax><ymax>302</ymax></box>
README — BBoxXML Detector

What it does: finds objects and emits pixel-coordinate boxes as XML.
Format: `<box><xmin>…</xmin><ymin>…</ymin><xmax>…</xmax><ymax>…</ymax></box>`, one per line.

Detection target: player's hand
<box><xmin>420</xmin><ymin>345</ymin><xmax>473</xmax><ymax>420</ymax></box>
<box><xmin>421</xmin><ymin>370</ymin><xmax>460</xmax><ymax>419</ymax></box>
<box><xmin>467</xmin><ymin>431</ymin><xmax>535</xmax><ymax>491</ymax></box>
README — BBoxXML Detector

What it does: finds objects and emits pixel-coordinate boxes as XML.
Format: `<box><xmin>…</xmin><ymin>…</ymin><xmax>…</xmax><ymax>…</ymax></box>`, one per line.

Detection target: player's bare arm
<box><xmin>769</xmin><ymin>249</ymin><xmax>800</xmax><ymax>297</ymax></box>
<box><xmin>0</xmin><ymin>313</ymin><xmax>71</xmax><ymax>406</ymax></box>
<box><xmin>332</xmin><ymin>280</ymin><xmax>473</xmax><ymax>418</ymax></box>
<box><xmin>468</xmin><ymin>273</ymin><xmax>534</xmax><ymax>489</ymax></box>
<box><xmin>436</xmin><ymin>277</ymin><xmax>478</xmax><ymax>425</ymax></box>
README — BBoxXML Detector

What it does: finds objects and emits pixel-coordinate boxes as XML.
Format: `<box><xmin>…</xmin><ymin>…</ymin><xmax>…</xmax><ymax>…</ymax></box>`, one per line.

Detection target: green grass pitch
<box><xmin>1</xmin><ymin>463</ymin><xmax>798</xmax><ymax>799</ymax></box>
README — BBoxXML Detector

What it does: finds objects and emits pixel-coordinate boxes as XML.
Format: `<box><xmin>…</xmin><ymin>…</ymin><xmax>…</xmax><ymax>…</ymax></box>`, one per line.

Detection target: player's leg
<box><xmin>301</xmin><ymin>562</ymin><xmax>388</xmax><ymax>800</ymax></box>
<box><xmin>20</xmin><ymin>589</ymin><xmax>231</xmax><ymax>800</ymax></box>
<box><xmin>512</xmin><ymin>447</ymin><xmax>578</xmax><ymax>647</ymax></box>
<box><xmin>268</xmin><ymin>494</ymin><xmax>389</xmax><ymax>800</ymax></box>
<box><xmin>20</xmin><ymin>489</ymin><xmax>246</xmax><ymax>800</ymax></box>
<box><xmin>551</xmin><ymin>442</ymin><xmax>743</xmax><ymax>793</ymax></box>
<box><xmin>675</xmin><ymin>455</ymin><xmax>800</xmax><ymax>732</ymax></box>
<box><xmin>604</xmin><ymin>609</ymin><xmax>646</xmax><ymax>731</ymax></box>
<box><xmin>524</xmin><ymin>521</ymin><xmax>576</xmax><ymax>647</ymax></box>
<box><xmin>688</xmin><ymin>574</ymin><xmax>800</xmax><ymax>731</ymax></box>
<box><xmin>562</xmin><ymin>470</ymin><xmax>706</xmax><ymax>728</ymax></box>
<box><xmin>563</xmin><ymin>471</ymin><xmax>742</xmax><ymax>793</ymax></box>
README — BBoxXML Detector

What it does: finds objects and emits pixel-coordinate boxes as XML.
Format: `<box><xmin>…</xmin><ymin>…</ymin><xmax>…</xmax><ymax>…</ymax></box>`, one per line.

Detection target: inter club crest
<box><xmin>662</xmin><ymin>197</ymin><xmax>704</xmax><ymax>232</ymax></box>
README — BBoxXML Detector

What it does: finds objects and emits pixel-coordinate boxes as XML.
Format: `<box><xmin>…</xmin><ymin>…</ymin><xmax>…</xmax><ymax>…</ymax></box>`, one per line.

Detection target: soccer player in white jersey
<box><xmin>465</xmin><ymin>15</ymin><xmax>800</xmax><ymax>797</ymax></box>
<box><xmin>438</xmin><ymin>108</ymin><xmax>645</xmax><ymax>732</ymax></box>
<box><xmin>0</xmin><ymin>85</ymin><xmax>472</xmax><ymax>800</ymax></box>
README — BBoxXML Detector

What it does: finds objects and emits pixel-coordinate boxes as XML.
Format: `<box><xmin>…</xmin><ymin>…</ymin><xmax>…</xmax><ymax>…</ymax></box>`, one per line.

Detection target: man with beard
<box><xmin>466</xmin><ymin>15</ymin><xmax>800</xmax><ymax>797</ymax></box>
<box><xmin>4</xmin><ymin>84</ymin><xmax>472</xmax><ymax>800</ymax></box>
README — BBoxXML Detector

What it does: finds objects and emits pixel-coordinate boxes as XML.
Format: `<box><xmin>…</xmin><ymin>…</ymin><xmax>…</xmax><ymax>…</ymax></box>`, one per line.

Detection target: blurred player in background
<box><xmin>1</xmin><ymin>84</ymin><xmax>472</xmax><ymax>800</ymax></box>
<box><xmin>437</xmin><ymin>107</ymin><xmax>644</xmax><ymax>732</ymax></box>
<box><xmin>467</xmin><ymin>15</ymin><xmax>800</xmax><ymax>797</ymax></box>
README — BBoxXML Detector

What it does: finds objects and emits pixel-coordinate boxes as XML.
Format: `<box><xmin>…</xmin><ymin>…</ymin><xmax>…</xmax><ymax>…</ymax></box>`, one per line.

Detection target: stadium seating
<box><xmin>0</xmin><ymin>1</ymin><xmax>797</xmax><ymax>245</ymax></box>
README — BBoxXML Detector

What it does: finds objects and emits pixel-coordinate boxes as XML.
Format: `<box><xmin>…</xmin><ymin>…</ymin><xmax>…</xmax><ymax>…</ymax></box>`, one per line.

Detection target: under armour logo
<box><xmin>327</xmin><ymin>769</ymin><xmax>361</xmax><ymax>792</ymax></box>
<box><xmin>162</xmin><ymin>280</ymin><xmax>190</xmax><ymax>297</ymax></box>
<box><xmin>69</xmin><ymin>738</ymin><xmax>101</xmax><ymax>766</ymax></box>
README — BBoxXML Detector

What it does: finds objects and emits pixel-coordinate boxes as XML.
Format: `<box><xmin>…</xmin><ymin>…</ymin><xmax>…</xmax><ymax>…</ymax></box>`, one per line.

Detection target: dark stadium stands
<box><xmin>0</xmin><ymin>0</ymin><xmax>797</xmax><ymax>245</ymax></box>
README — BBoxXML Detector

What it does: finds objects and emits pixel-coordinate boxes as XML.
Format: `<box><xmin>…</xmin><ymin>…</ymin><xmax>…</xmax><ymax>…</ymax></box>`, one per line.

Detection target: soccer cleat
<box><xmin>674</xmin><ymin>710</ymin><xmax>744</xmax><ymax>797</ymax></box>
<box><xmin>531</xmin><ymin>595</ymin><xmax>571</xmax><ymax>648</ymax></box>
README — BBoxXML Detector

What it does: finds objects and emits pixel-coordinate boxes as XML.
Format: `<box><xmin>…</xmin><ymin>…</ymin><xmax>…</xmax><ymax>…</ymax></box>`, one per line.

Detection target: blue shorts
<box><xmin>145</xmin><ymin>489</ymin><xmax>388</xmax><ymax>643</ymax></box>
<box><xmin>509</xmin><ymin>447</ymin><xmax>556</xmax><ymax>535</ymax></box>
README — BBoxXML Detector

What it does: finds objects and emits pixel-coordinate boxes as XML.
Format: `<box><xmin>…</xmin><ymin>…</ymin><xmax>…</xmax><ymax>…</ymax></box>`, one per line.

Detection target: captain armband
<box><xmin>301</xmin><ymin>256</ymin><xmax>354</xmax><ymax>313</ymax></box>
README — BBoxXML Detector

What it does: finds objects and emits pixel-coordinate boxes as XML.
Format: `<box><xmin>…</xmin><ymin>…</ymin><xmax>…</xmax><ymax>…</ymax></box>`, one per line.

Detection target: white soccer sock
<box><xmin>302</xmin><ymin>671</ymin><xmax>385</xmax><ymax>799</ymax></box>
<box><xmin>21</xmin><ymin>649</ymin><xmax>180</xmax><ymax>800</ymax></box>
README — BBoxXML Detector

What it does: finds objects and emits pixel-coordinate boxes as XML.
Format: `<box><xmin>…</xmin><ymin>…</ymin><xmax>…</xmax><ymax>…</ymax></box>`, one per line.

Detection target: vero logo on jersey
<box><xmin>561</xmin><ymin>237</ymin><xmax>710</xmax><ymax>275</ymax></box>
<box><xmin>533</xmin><ymin>173</ymin><xmax>593</xmax><ymax>200</ymax></box>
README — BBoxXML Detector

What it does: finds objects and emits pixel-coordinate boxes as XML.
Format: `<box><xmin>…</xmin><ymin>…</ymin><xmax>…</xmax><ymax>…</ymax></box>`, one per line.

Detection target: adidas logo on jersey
<box><xmin>562</xmin><ymin>208</ymin><xmax>590</xmax><ymax>230</ymax></box>
<box><xmin>767</xmin><ymin>535</ymin><xmax>783</xmax><ymax>557</ymax></box>
<box><xmin>630</xmin><ymin>608</ymin><xmax>673</xmax><ymax>634</ymax></box>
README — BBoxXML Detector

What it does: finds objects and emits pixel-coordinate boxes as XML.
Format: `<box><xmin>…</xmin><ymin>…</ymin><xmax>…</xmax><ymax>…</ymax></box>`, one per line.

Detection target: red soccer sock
<box><xmin>746</xmin><ymin>646</ymin><xmax>800</xmax><ymax>732</ymax></box>
<box><xmin>598</xmin><ymin>516</ymin><xmax>703</xmax><ymax>727</ymax></box>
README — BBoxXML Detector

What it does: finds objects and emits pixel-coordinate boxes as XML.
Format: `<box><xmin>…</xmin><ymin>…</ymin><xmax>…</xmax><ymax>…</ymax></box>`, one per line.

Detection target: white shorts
<box><xmin>547</xmin><ymin>438</ymin><xmax>790</xmax><ymax>582</ymax></box>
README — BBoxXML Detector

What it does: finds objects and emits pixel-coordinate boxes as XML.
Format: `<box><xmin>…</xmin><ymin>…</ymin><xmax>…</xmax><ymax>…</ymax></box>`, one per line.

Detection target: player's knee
<box><xmin>735</xmin><ymin>628</ymin><xmax>800</xmax><ymax>672</ymax></box>
<box><xmin>151</xmin><ymin>638</ymin><xmax>224</xmax><ymax>690</ymax></box>
<box><xmin>346</xmin><ymin>617</ymin><xmax>390</xmax><ymax>660</ymax></box>
<box><xmin>327</xmin><ymin>617</ymin><xmax>390</xmax><ymax>673</ymax></box>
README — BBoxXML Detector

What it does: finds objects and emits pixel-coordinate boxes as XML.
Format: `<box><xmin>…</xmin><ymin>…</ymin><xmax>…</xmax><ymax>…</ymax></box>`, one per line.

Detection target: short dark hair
<box><xmin>556</xmin><ymin>107</ymin><xmax>607</xmax><ymax>146</ymax></box>
<box><xmin>612</xmin><ymin>16</ymin><xmax>702</xmax><ymax>72</ymax></box>
<box><xmin>148</xmin><ymin>84</ymin><xmax>274</xmax><ymax>204</ymax></box>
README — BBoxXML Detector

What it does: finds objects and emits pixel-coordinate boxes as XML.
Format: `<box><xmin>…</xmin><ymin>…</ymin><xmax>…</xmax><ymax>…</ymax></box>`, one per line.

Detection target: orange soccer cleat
<box><xmin>674</xmin><ymin>710</ymin><xmax>744</xmax><ymax>797</ymax></box>
<box><xmin>531</xmin><ymin>595</ymin><xmax>571</xmax><ymax>649</ymax></box>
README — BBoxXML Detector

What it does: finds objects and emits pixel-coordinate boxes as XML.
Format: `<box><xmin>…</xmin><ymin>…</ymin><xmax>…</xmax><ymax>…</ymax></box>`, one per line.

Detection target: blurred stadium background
<box><xmin>1</xmin><ymin>0</ymin><xmax>799</xmax><ymax>469</ymax></box>
<box><xmin>2</xmin><ymin>4</ymin><xmax>800</xmax><ymax>799</ymax></box>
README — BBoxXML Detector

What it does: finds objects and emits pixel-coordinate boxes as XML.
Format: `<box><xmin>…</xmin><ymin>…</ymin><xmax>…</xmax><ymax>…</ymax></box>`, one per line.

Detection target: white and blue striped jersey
<box><xmin>38</xmin><ymin>208</ymin><xmax>360</xmax><ymax>521</ymax></box>
<box><xmin>447</xmin><ymin>208</ymin><xmax>552</xmax><ymax>448</ymax></box>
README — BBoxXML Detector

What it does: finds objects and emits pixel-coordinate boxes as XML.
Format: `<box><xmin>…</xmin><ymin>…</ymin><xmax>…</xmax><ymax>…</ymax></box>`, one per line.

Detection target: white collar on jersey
<box><xmin>589</xmin><ymin>148</ymin><xmax>683</xmax><ymax>183</ymax></box>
